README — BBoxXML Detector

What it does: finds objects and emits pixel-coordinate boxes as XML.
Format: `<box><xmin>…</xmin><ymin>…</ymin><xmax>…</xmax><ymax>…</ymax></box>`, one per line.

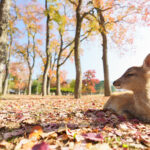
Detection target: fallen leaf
<box><xmin>32</xmin><ymin>142</ymin><xmax>49</xmax><ymax>150</ymax></box>
<box><xmin>82</xmin><ymin>133</ymin><xmax>103</xmax><ymax>142</ymax></box>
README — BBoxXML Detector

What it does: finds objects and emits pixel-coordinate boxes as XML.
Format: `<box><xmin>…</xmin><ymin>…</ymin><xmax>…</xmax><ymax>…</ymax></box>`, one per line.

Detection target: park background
<box><xmin>0</xmin><ymin>0</ymin><xmax>150</xmax><ymax>97</ymax></box>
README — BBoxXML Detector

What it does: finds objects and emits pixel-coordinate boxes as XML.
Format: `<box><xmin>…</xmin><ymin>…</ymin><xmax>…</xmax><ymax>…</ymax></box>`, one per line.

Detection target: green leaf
<box><xmin>122</xmin><ymin>144</ymin><xmax>128</xmax><ymax>148</ymax></box>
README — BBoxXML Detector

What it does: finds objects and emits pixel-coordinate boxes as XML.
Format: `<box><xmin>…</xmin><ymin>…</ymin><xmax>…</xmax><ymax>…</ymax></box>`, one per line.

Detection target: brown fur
<box><xmin>104</xmin><ymin>54</ymin><xmax>150</xmax><ymax>122</ymax></box>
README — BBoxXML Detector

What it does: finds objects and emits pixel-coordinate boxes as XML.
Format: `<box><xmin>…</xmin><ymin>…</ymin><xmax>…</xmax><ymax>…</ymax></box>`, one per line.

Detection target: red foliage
<box><xmin>82</xmin><ymin>70</ymin><xmax>100</xmax><ymax>94</ymax></box>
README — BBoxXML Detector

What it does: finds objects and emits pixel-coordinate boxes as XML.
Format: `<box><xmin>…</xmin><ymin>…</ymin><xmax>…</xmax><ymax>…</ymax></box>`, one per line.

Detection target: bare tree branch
<box><xmin>81</xmin><ymin>8</ymin><xmax>94</xmax><ymax>21</ymax></box>
<box><xmin>68</xmin><ymin>0</ymin><xmax>77</xmax><ymax>7</ymax></box>
<box><xmin>58</xmin><ymin>28</ymin><xmax>92</xmax><ymax>67</ymax></box>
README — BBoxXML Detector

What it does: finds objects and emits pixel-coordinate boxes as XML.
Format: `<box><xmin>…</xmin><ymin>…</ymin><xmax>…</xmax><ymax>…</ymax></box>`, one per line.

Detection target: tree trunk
<box><xmin>0</xmin><ymin>0</ymin><xmax>11</xmax><ymax>93</ymax></box>
<box><xmin>27</xmin><ymin>70</ymin><xmax>32</xmax><ymax>95</ymax></box>
<box><xmin>42</xmin><ymin>0</ymin><xmax>51</xmax><ymax>96</ymax></box>
<box><xmin>2</xmin><ymin>65</ymin><xmax>9</xmax><ymax>95</ymax></box>
<box><xmin>101</xmin><ymin>32</ymin><xmax>111</xmax><ymax>96</ymax></box>
<box><xmin>3</xmin><ymin>29</ymin><xmax>12</xmax><ymax>95</ymax></box>
<box><xmin>56</xmin><ymin>65</ymin><xmax>61</xmax><ymax>95</ymax></box>
<box><xmin>74</xmin><ymin>0</ymin><xmax>82</xmax><ymax>99</ymax></box>
<box><xmin>47</xmin><ymin>76</ymin><xmax>50</xmax><ymax>95</ymax></box>
<box><xmin>42</xmin><ymin>56</ymin><xmax>50</xmax><ymax>96</ymax></box>
<box><xmin>36</xmin><ymin>82</ymin><xmax>39</xmax><ymax>95</ymax></box>
<box><xmin>18</xmin><ymin>88</ymin><xmax>20</xmax><ymax>95</ymax></box>
<box><xmin>0</xmin><ymin>64</ymin><xmax>3</xmax><ymax>93</ymax></box>
<box><xmin>98</xmin><ymin>10</ymin><xmax>111</xmax><ymax>96</ymax></box>
<box><xmin>0</xmin><ymin>0</ymin><xmax>11</xmax><ymax>62</ymax></box>
<box><xmin>56</xmin><ymin>31</ymin><xmax>63</xmax><ymax>96</ymax></box>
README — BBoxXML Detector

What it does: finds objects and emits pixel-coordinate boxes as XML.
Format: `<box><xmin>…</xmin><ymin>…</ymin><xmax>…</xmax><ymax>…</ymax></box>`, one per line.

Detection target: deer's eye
<box><xmin>126</xmin><ymin>73</ymin><xmax>135</xmax><ymax>77</ymax></box>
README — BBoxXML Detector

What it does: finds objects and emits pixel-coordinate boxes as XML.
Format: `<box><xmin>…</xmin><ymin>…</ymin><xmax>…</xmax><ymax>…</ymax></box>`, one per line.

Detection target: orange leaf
<box><xmin>29</xmin><ymin>126</ymin><xmax>43</xmax><ymax>140</ymax></box>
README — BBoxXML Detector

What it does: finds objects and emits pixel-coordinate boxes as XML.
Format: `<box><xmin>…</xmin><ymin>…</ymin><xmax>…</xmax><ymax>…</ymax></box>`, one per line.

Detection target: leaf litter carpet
<box><xmin>0</xmin><ymin>95</ymin><xmax>150</xmax><ymax>150</ymax></box>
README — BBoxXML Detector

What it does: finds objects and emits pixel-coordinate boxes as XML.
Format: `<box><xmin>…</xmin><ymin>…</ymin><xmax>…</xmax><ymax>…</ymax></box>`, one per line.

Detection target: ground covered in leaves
<box><xmin>0</xmin><ymin>95</ymin><xmax>150</xmax><ymax>150</ymax></box>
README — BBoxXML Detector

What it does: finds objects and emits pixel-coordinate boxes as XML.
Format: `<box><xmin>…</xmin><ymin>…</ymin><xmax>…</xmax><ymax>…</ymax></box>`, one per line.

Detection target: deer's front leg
<box><xmin>103</xmin><ymin>93</ymin><xmax>134</xmax><ymax>118</ymax></box>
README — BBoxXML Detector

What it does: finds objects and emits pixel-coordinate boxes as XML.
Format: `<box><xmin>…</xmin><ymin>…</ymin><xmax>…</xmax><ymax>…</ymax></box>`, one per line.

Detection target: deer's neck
<box><xmin>133</xmin><ymin>86</ymin><xmax>150</xmax><ymax>116</ymax></box>
<box><xmin>133</xmin><ymin>88</ymin><xmax>150</xmax><ymax>106</ymax></box>
<box><xmin>134</xmin><ymin>79</ymin><xmax>150</xmax><ymax>103</ymax></box>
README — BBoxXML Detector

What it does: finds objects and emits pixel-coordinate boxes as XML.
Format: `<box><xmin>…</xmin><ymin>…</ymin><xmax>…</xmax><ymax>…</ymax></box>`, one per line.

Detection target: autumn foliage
<box><xmin>0</xmin><ymin>0</ymin><xmax>150</xmax><ymax>96</ymax></box>
<box><xmin>0</xmin><ymin>0</ymin><xmax>150</xmax><ymax>149</ymax></box>
<box><xmin>82</xmin><ymin>70</ymin><xmax>100</xmax><ymax>94</ymax></box>
<box><xmin>9</xmin><ymin>62</ymin><xmax>29</xmax><ymax>93</ymax></box>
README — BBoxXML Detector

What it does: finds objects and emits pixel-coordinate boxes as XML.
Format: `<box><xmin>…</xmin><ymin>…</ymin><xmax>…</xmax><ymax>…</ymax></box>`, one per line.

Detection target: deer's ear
<box><xmin>143</xmin><ymin>54</ymin><xmax>150</xmax><ymax>69</ymax></box>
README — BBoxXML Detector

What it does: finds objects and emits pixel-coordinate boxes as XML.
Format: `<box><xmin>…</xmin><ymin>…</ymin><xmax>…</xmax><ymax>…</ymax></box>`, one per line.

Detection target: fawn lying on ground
<box><xmin>104</xmin><ymin>54</ymin><xmax>150</xmax><ymax>122</ymax></box>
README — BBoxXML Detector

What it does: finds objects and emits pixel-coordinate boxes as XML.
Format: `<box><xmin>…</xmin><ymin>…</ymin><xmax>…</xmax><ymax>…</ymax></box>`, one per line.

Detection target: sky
<box><xmin>16</xmin><ymin>0</ymin><xmax>150</xmax><ymax>83</ymax></box>
<box><xmin>60</xmin><ymin>26</ymin><xmax>150</xmax><ymax>82</ymax></box>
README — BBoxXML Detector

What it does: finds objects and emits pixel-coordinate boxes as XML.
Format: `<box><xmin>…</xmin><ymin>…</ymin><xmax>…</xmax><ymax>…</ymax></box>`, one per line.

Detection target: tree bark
<box><xmin>2</xmin><ymin>65</ymin><xmax>9</xmax><ymax>95</ymax></box>
<box><xmin>56</xmin><ymin>31</ymin><xmax>63</xmax><ymax>96</ymax></box>
<box><xmin>56</xmin><ymin>65</ymin><xmax>61</xmax><ymax>95</ymax></box>
<box><xmin>26</xmin><ymin>32</ymin><xmax>36</xmax><ymax>95</ymax></box>
<box><xmin>0</xmin><ymin>0</ymin><xmax>11</xmax><ymax>94</ymax></box>
<box><xmin>27</xmin><ymin>70</ymin><xmax>32</xmax><ymax>95</ymax></box>
<box><xmin>74</xmin><ymin>0</ymin><xmax>82</xmax><ymax>99</ymax></box>
<box><xmin>3</xmin><ymin>44</ymin><xmax>9</xmax><ymax>95</ymax></box>
<box><xmin>98</xmin><ymin>10</ymin><xmax>111</xmax><ymax>96</ymax></box>
<box><xmin>42</xmin><ymin>57</ymin><xmax>50</xmax><ymax>96</ymax></box>
<box><xmin>0</xmin><ymin>64</ymin><xmax>3</xmax><ymax>93</ymax></box>
<box><xmin>42</xmin><ymin>0</ymin><xmax>51</xmax><ymax>96</ymax></box>
<box><xmin>47</xmin><ymin>76</ymin><xmax>50</xmax><ymax>95</ymax></box>
<box><xmin>101</xmin><ymin>32</ymin><xmax>111</xmax><ymax>96</ymax></box>
<box><xmin>0</xmin><ymin>0</ymin><xmax>11</xmax><ymax>62</ymax></box>
<box><xmin>3</xmin><ymin>29</ymin><xmax>13</xmax><ymax>95</ymax></box>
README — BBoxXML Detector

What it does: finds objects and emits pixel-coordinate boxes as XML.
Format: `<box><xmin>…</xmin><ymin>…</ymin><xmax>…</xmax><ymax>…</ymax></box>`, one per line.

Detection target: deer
<box><xmin>104</xmin><ymin>54</ymin><xmax>150</xmax><ymax>122</ymax></box>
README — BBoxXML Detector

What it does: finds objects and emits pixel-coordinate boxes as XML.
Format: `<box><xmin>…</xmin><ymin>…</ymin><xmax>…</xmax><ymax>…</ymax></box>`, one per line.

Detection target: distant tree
<box><xmin>32</xmin><ymin>79</ymin><xmax>42</xmax><ymax>95</ymax></box>
<box><xmin>54</xmin><ymin>3</ymin><xmax>91</xmax><ymax>95</ymax></box>
<box><xmin>2</xmin><ymin>1</ymin><xmax>18</xmax><ymax>95</ymax></box>
<box><xmin>55</xmin><ymin>17</ymin><xmax>92</xmax><ymax>96</ymax></box>
<box><xmin>82</xmin><ymin>70</ymin><xmax>99</xmax><ymax>94</ymax></box>
<box><xmin>82</xmin><ymin>0</ymin><xmax>146</xmax><ymax>96</ymax></box>
<box><xmin>42</xmin><ymin>0</ymin><xmax>62</xmax><ymax>96</ymax></box>
<box><xmin>42</xmin><ymin>0</ymin><xmax>51</xmax><ymax>96</ymax></box>
<box><xmin>49</xmin><ymin>69</ymin><xmax>67</xmax><ymax>89</ymax></box>
<box><xmin>0</xmin><ymin>0</ymin><xmax>11</xmax><ymax>93</ymax></box>
<box><xmin>70</xmin><ymin>80</ymin><xmax>75</xmax><ymax>89</ymax></box>
<box><xmin>68</xmin><ymin>0</ymin><xmax>94</xmax><ymax>98</ymax></box>
<box><xmin>94</xmin><ymin>81</ymin><xmax>104</xmax><ymax>93</ymax></box>
<box><xmin>9</xmin><ymin>62</ymin><xmax>28</xmax><ymax>94</ymax></box>
<box><xmin>42</xmin><ymin>2</ymin><xmax>75</xmax><ymax>96</ymax></box>
<box><xmin>16</xmin><ymin>2</ymin><xmax>43</xmax><ymax>95</ymax></box>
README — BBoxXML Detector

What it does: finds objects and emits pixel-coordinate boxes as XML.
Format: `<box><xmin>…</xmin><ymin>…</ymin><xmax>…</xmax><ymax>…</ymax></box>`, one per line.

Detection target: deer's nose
<box><xmin>113</xmin><ymin>80</ymin><xmax>121</xmax><ymax>86</ymax></box>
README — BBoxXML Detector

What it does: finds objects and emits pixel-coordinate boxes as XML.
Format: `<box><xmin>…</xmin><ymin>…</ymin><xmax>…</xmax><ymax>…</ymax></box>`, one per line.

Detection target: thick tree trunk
<box><xmin>47</xmin><ymin>76</ymin><xmax>50</xmax><ymax>95</ymax></box>
<box><xmin>101</xmin><ymin>32</ymin><xmax>111</xmax><ymax>96</ymax></box>
<box><xmin>0</xmin><ymin>0</ymin><xmax>11</xmax><ymax>94</ymax></box>
<box><xmin>74</xmin><ymin>0</ymin><xmax>82</xmax><ymax>99</ymax></box>
<box><xmin>42</xmin><ymin>0</ymin><xmax>51</xmax><ymax>96</ymax></box>
<box><xmin>56</xmin><ymin>66</ymin><xmax>61</xmax><ymax>95</ymax></box>
<box><xmin>27</xmin><ymin>70</ymin><xmax>32</xmax><ymax>95</ymax></box>
<box><xmin>0</xmin><ymin>0</ymin><xmax>11</xmax><ymax>62</ymax></box>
